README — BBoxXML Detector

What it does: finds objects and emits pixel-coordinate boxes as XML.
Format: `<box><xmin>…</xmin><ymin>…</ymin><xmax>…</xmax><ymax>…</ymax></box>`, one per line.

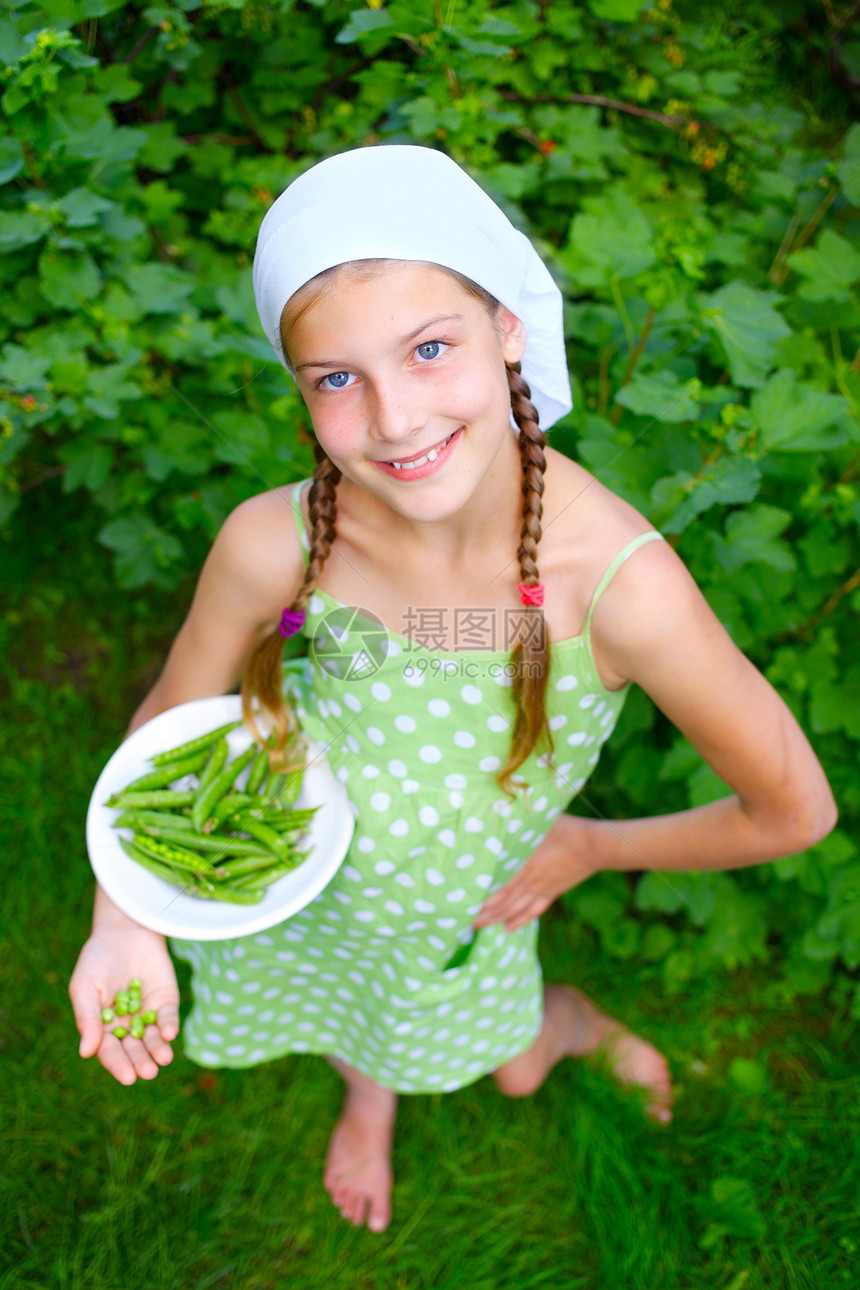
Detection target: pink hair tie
<box><xmin>277</xmin><ymin>607</ymin><xmax>306</xmax><ymax>638</ymax></box>
<box><xmin>518</xmin><ymin>582</ymin><xmax>545</xmax><ymax>608</ymax></box>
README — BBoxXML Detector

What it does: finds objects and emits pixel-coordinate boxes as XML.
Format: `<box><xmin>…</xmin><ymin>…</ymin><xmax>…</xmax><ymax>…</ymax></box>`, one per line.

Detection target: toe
<box><xmin>368</xmin><ymin>1198</ymin><xmax>391</xmax><ymax>1233</ymax></box>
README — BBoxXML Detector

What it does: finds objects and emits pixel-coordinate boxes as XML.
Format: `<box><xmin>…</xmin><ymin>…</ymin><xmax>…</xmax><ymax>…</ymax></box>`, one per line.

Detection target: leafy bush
<box><xmin>3</xmin><ymin>0</ymin><xmax>859</xmax><ymax>1008</ymax></box>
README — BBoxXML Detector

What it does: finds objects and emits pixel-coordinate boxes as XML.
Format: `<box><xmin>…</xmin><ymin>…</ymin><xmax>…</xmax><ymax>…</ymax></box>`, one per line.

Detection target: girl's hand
<box><xmin>473</xmin><ymin>814</ymin><xmax>598</xmax><ymax>934</ymax></box>
<box><xmin>70</xmin><ymin>900</ymin><xmax>180</xmax><ymax>1085</ymax></box>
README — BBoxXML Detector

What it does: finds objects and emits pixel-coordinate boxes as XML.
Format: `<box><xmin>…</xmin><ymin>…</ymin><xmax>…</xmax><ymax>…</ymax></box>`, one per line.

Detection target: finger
<box><xmin>153</xmin><ymin>999</ymin><xmax>180</xmax><ymax>1044</ymax></box>
<box><xmin>121</xmin><ymin>1034</ymin><xmax>160</xmax><ymax>1080</ymax></box>
<box><xmin>96</xmin><ymin>1033</ymin><xmax>139</xmax><ymax>1086</ymax></box>
<box><xmin>476</xmin><ymin>886</ymin><xmax>534</xmax><ymax>928</ymax></box>
<box><xmin>142</xmin><ymin>1024</ymin><xmax>174</xmax><ymax>1068</ymax></box>
<box><xmin>69</xmin><ymin>979</ymin><xmax>110</xmax><ymax>1060</ymax></box>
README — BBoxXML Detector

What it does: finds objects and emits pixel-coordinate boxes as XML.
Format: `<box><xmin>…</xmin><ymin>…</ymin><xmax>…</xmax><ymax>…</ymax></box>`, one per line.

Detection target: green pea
<box><xmin>140</xmin><ymin>1010</ymin><xmax>157</xmax><ymax>1026</ymax></box>
<box><xmin>101</xmin><ymin>1007</ymin><xmax>115</xmax><ymax>1024</ymax></box>
<box><xmin>130</xmin><ymin>1016</ymin><xmax>145</xmax><ymax>1039</ymax></box>
<box><xmin>112</xmin><ymin>1026</ymin><xmax>129</xmax><ymax>1039</ymax></box>
<box><xmin>115</xmin><ymin>994</ymin><xmax>130</xmax><ymax>1016</ymax></box>
<box><xmin>128</xmin><ymin>978</ymin><xmax>142</xmax><ymax>990</ymax></box>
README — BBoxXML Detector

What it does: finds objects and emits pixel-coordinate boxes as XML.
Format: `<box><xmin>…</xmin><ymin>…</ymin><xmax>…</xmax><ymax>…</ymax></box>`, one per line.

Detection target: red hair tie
<box><xmin>518</xmin><ymin>582</ymin><xmax>545</xmax><ymax>607</ymax></box>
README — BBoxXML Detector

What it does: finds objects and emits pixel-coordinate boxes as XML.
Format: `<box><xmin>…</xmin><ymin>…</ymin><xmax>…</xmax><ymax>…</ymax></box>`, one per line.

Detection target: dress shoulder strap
<box><xmin>290</xmin><ymin>479</ymin><xmax>312</xmax><ymax>570</ymax></box>
<box><xmin>583</xmin><ymin>530</ymin><xmax>665</xmax><ymax>639</ymax></box>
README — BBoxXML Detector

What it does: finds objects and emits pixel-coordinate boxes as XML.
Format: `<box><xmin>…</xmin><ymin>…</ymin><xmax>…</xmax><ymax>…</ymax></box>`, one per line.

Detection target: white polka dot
<box><xmin>385</xmin><ymin>899</ymin><xmax>404</xmax><ymax>916</ymax></box>
<box><xmin>308</xmin><ymin>593</ymin><xmax>325</xmax><ymax>614</ymax></box>
<box><xmin>327</xmin><ymin>698</ymin><xmax>342</xmax><ymax>718</ymax></box>
<box><xmin>215</xmin><ymin>992</ymin><xmax>234</xmax><ymax>1005</ymax></box>
<box><xmin>336</xmin><ymin>766</ymin><xmax>349</xmax><ymax>782</ymax></box>
<box><xmin>383</xmin><ymin>638</ymin><xmax>401</xmax><ymax>657</ymax></box>
<box><xmin>464</xmin><ymin>817</ymin><xmax>483</xmax><ymax>833</ymax></box>
<box><xmin>445</xmin><ymin>773</ymin><xmax>467</xmax><ymax>789</ymax></box>
<box><xmin>403</xmin><ymin>667</ymin><xmax>425</xmax><ymax>688</ymax></box>
<box><xmin>593</xmin><ymin>700</ymin><xmax>605</xmax><ymax>718</ymax></box>
<box><xmin>454</xmin><ymin>730</ymin><xmax>476</xmax><ymax>749</ymax></box>
<box><xmin>354</xmin><ymin>910</ymin><xmax>374</xmax><ymax>922</ymax></box>
<box><xmin>428</xmin><ymin>698</ymin><xmax>450</xmax><ymax>717</ymax></box>
<box><xmin>374</xmin><ymin>859</ymin><xmax>395</xmax><ymax>875</ymax></box>
<box><xmin>486</xmin><ymin>714</ymin><xmax>509</xmax><ymax>732</ymax></box>
<box><xmin>370</xmin><ymin>791</ymin><xmax>391</xmax><ymax>812</ymax></box>
<box><xmin>419</xmin><ymin>805</ymin><xmax>440</xmax><ymax>826</ymax></box>
<box><xmin>436</xmin><ymin>917</ymin><xmax>457</xmax><ymax>929</ymax></box>
<box><xmin>485</xmin><ymin>837</ymin><xmax>504</xmax><ymax>856</ymax></box>
<box><xmin>356</xmin><ymin>835</ymin><xmax>375</xmax><ymax>853</ymax></box>
<box><xmin>566</xmin><ymin>731</ymin><xmax>587</xmax><ymax>746</ymax></box>
<box><xmin>362</xmin><ymin>886</ymin><xmax>383</xmax><ymax>898</ymax></box>
<box><xmin>415</xmin><ymin>898</ymin><xmax>435</xmax><ymax>913</ymax></box>
<box><xmin>408</xmin><ymin>846</ymin><xmax>427</xmax><ymax>858</ymax></box>
<box><xmin>548</xmin><ymin>714</ymin><xmax>567</xmax><ymax>731</ymax></box>
<box><xmin>371</xmin><ymin>681</ymin><xmax>392</xmax><ymax>702</ymax></box>
<box><xmin>344</xmin><ymin>692</ymin><xmax>361</xmax><ymax>711</ymax></box>
<box><xmin>345</xmin><ymin>733</ymin><xmax>359</xmax><ymax>753</ymax></box>
<box><xmin>366</xmin><ymin>727</ymin><xmax>385</xmax><ymax>746</ymax></box>
<box><xmin>395</xmin><ymin>872</ymin><xmax>415</xmax><ymax>888</ymax></box>
<box><xmin>475</xmin><ymin>874</ymin><xmax>493</xmax><ymax>889</ymax></box>
<box><xmin>426</xmin><ymin>868</ymin><xmax>445</xmax><ymax>886</ymax></box>
<box><xmin>494</xmin><ymin>666</ymin><xmax>515</xmax><ymax>687</ymax></box>
<box><xmin>461</xmin><ymin>684</ymin><xmax>483</xmax><ymax>705</ymax></box>
<box><xmin>362</xmin><ymin>764</ymin><xmax>380</xmax><ymax>779</ymax></box>
<box><xmin>446</xmin><ymin>888</ymin><xmax>466</xmax><ymax>903</ymax></box>
<box><xmin>402</xmin><ymin>779</ymin><xmax>420</xmax><ymax>793</ymax></box>
<box><xmin>601</xmin><ymin>710</ymin><xmax>616</xmax><ymax>727</ymax></box>
<box><xmin>389</xmin><ymin>818</ymin><xmax>409</xmax><ymax>836</ymax></box>
<box><xmin>479</xmin><ymin>755</ymin><xmax>501</xmax><ymax>773</ymax></box>
<box><xmin>438</xmin><ymin>828</ymin><xmax>456</xmax><ymax>847</ymax></box>
<box><xmin>455</xmin><ymin>853</ymin><xmax>474</xmax><ymax>869</ymax></box>
<box><xmin>387</xmin><ymin>759</ymin><xmax>407</xmax><ymax>777</ymax></box>
<box><xmin>395</xmin><ymin>714</ymin><xmax>417</xmax><ymax>733</ymax></box>
<box><xmin>343</xmin><ymin>864</ymin><xmax>361</xmax><ymax>881</ymax></box>
<box><xmin>448</xmin><ymin>791</ymin><xmax>464</xmax><ymax>809</ymax></box>
<box><xmin>419</xmin><ymin>745</ymin><xmax>442</xmax><ymax>764</ymax></box>
<box><xmin>580</xmin><ymin>693</ymin><xmax>598</xmax><ymax>709</ymax></box>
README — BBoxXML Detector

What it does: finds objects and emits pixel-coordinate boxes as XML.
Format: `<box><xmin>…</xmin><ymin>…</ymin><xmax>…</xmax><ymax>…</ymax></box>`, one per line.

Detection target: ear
<box><xmin>497</xmin><ymin>305</ymin><xmax>527</xmax><ymax>364</ymax></box>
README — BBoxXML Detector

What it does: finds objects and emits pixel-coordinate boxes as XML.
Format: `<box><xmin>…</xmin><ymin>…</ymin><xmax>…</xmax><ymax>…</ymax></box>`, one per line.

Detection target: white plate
<box><xmin>86</xmin><ymin>695</ymin><xmax>355</xmax><ymax>941</ymax></box>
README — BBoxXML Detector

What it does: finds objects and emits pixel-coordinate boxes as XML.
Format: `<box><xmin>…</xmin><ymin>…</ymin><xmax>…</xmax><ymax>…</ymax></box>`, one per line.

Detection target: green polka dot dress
<box><xmin>171</xmin><ymin>483</ymin><xmax>663</xmax><ymax>1093</ymax></box>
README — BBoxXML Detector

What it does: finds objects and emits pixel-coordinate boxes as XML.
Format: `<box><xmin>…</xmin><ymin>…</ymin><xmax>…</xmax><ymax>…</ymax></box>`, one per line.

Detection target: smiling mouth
<box><xmin>378</xmin><ymin>430</ymin><xmax>459</xmax><ymax>471</ymax></box>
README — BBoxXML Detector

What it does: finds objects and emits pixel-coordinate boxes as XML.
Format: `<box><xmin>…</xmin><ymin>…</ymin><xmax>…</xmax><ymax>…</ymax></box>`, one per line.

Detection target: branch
<box><xmin>610</xmin><ymin>307</ymin><xmax>655</xmax><ymax>425</ymax></box>
<box><xmin>123</xmin><ymin>27</ymin><xmax>156</xmax><ymax>65</ymax></box>
<box><xmin>499</xmin><ymin>89</ymin><xmax>699</xmax><ymax>131</ymax></box>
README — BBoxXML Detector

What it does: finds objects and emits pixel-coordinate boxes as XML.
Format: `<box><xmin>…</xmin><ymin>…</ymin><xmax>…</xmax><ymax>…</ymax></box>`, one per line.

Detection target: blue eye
<box><xmin>416</xmin><ymin>341</ymin><xmax>444</xmax><ymax>361</ymax></box>
<box><xmin>321</xmin><ymin>371</ymin><xmax>353</xmax><ymax>389</ymax></box>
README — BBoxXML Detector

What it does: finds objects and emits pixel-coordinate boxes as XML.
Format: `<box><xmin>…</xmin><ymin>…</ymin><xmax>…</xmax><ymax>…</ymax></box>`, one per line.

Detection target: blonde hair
<box><xmin>242</xmin><ymin>262</ymin><xmax>553</xmax><ymax>794</ymax></box>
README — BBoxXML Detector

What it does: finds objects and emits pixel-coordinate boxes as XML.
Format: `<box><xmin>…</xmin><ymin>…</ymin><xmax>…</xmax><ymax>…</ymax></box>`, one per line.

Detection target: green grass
<box><xmin>2</xmin><ymin>488</ymin><xmax>860</xmax><ymax>1290</ymax></box>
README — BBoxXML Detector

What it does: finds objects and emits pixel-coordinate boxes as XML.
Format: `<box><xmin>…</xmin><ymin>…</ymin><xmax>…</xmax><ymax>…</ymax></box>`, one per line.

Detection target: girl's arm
<box><xmin>70</xmin><ymin>491</ymin><xmax>305</xmax><ymax>1082</ymax></box>
<box><xmin>474</xmin><ymin>540</ymin><xmax>837</xmax><ymax>933</ymax></box>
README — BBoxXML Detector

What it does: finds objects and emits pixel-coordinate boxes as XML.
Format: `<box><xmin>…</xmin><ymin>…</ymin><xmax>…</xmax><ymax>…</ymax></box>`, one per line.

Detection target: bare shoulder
<box><xmin>207</xmin><ymin>484</ymin><xmax>307</xmax><ymax>612</ymax></box>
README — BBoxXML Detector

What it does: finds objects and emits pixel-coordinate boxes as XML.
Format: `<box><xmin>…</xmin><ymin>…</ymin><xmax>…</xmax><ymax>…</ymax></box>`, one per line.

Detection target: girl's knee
<box><xmin>491</xmin><ymin>1065</ymin><xmax>540</xmax><ymax>1099</ymax></box>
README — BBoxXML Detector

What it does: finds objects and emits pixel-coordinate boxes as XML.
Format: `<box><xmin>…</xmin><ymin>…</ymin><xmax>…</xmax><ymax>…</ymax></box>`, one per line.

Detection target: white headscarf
<box><xmin>252</xmin><ymin>145</ymin><xmax>572</xmax><ymax>431</ymax></box>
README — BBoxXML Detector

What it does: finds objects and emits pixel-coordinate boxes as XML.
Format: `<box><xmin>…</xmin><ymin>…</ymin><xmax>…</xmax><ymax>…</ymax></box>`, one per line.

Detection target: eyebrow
<box><xmin>293</xmin><ymin>313</ymin><xmax>466</xmax><ymax>373</ymax></box>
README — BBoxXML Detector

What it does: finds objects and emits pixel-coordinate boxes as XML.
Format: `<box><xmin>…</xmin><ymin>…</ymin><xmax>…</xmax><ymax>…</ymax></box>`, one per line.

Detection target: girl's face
<box><xmin>283</xmin><ymin>262</ymin><xmax>526</xmax><ymax>524</ymax></box>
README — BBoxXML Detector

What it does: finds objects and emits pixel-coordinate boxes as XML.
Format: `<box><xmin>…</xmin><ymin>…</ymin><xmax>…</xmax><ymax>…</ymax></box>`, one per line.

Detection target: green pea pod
<box><xmin>130</xmin><ymin>832</ymin><xmax>217</xmax><ymax>877</ymax></box>
<box><xmin>442</xmin><ymin>936</ymin><xmax>476</xmax><ymax>972</ymax></box>
<box><xmin>204</xmin><ymin>792</ymin><xmax>256</xmax><ymax>832</ymax></box>
<box><xmin>141</xmin><ymin>825</ymin><xmax>269</xmax><ymax>857</ymax></box>
<box><xmin>270</xmin><ymin>769</ymin><xmax>302</xmax><ymax>809</ymax></box>
<box><xmin>232</xmin><ymin>810</ymin><xmax>291</xmax><ymax>857</ymax></box>
<box><xmin>195</xmin><ymin>737</ymin><xmax>229</xmax><ymax>798</ymax></box>
<box><xmin>191</xmin><ymin>745</ymin><xmax>257</xmax><ymax>833</ymax></box>
<box><xmin>114</xmin><ymin>809</ymin><xmax>195</xmax><ymax>832</ymax></box>
<box><xmin>212</xmin><ymin>850</ymin><xmax>285</xmax><ymax>879</ymax></box>
<box><xmin>197</xmin><ymin>884</ymin><xmax>265</xmax><ymax>905</ymax></box>
<box><xmin>120</xmin><ymin>836</ymin><xmax>193</xmax><ymax>887</ymax></box>
<box><xmin>107</xmin><ymin>790</ymin><xmax>195</xmax><ymax>810</ymax></box>
<box><xmin>245</xmin><ymin>746</ymin><xmax>270</xmax><ymax>795</ymax></box>
<box><xmin>150</xmin><ymin>720</ymin><xmax>241</xmax><ymax>766</ymax></box>
<box><xmin>233</xmin><ymin>863</ymin><xmax>294</xmax><ymax>890</ymax></box>
<box><xmin>121</xmin><ymin>750</ymin><xmax>209</xmax><ymax>794</ymax></box>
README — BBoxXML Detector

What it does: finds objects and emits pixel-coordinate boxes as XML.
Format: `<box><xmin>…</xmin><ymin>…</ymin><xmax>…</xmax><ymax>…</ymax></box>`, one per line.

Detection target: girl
<box><xmin>70</xmin><ymin>146</ymin><xmax>836</xmax><ymax>1236</ymax></box>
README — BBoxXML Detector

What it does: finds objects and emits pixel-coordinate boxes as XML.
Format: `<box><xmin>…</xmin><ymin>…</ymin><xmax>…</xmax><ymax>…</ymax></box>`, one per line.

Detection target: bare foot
<box><xmin>550</xmin><ymin>984</ymin><xmax>673</xmax><ymax>1123</ymax></box>
<box><xmin>323</xmin><ymin>1071</ymin><xmax>398</xmax><ymax>1232</ymax></box>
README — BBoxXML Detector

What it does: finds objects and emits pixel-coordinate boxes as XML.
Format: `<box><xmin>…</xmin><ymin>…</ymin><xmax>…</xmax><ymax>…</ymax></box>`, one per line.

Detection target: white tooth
<box><xmin>393</xmin><ymin>461</ymin><xmax>401</xmax><ymax>469</ymax></box>
<box><xmin>427</xmin><ymin>448</ymin><xmax>438</xmax><ymax>461</ymax></box>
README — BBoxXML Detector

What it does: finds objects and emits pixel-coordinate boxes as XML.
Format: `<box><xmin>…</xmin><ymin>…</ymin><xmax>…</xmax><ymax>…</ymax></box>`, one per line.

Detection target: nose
<box><xmin>370</xmin><ymin>374</ymin><xmax>429</xmax><ymax>444</ymax></box>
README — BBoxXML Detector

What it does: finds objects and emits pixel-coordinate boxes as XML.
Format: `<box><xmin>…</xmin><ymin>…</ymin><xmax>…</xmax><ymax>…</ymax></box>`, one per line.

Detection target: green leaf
<box><xmin>700</xmin><ymin>282</ymin><xmax>791</xmax><ymax>388</ymax></box>
<box><xmin>587</xmin><ymin>0</ymin><xmax>647</xmax><ymax>20</ymax></box>
<box><xmin>83</xmin><ymin>365</ymin><xmax>142</xmax><ymax>419</ymax></box>
<box><xmin>0</xmin><ymin>210</ymin><xmax>53</xmax><ymax>253</ymax></box>
<box><xmin>564</xmin><ymin>187</ymin><xmax>656</xmax><ymax>285</ymax></box>
<box><xmin>728</xmin><ymin>1058</ymin><xmax>768</xmax><ymax>1095</ymax></box>
<box><xmin>839</xmin><ymin>122</ymin><xmax>860</xmax><ymax>204</ymax></box>
<box><xmin>123</xmin><ymin>263</ymin><xmax>194</xmax><ymax>316</ymax></box>
<box><xmin>0</xmin><ymin>343</ymin><xmax>51</xmax><ymax>390</ymax></box>
<box><xmin>750</xmin><ymin>369</ymin><xmax>849</xmax><ymax>452</ymax></box>
<box><xmin>789</xmin><ymin>229</ymin><xmax>860</xmax><ymax>303</ymax></box>
<box><xmin>210</xmin><ymin>411</ymin><xmax>271</xmax><ymax>466</ymax></box>
<box><xmin>335</xmin><ymin>9</ymin><xmax>395</xmax><ymax>44</ymax></box>
<box><xmin>0</xmin><ymin>139</ymin><xmax>25</xmax><ymax>186</ymax></box>
<box><xmin>614</xmin><ymin>371</ymin><xmax>700</xmax><ymax>423</ymax></box>
<box><xmin>713</xmin><ymin>505</ymin><xmax>796</xmax><ymax>573</ymax></box>
<box><xmin>38</xmin><ymin>250</ymin><xmax>101</xmax><ymax>310</ymax></box>
<box><xmin>661</xmin><ymin>456</ymin><xmax>761</xmax><ymax>535</ymax></box>
<box><xmin>98</xmin><ymin>513</ymin><xmax>184</xmax><ymax>589</ymax></box>
<box><xmin>57</xmin><ymin>187</ymin><xmax>116</xmax><ymax>228</ymax></box>
<box><xmin>59</xmin><ymin>441</ymin><xmax>114</xmax><ymax>492</ymax></box>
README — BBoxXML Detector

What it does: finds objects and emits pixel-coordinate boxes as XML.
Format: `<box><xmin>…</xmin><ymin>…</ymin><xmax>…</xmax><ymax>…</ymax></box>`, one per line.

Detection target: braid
<box><xmin>241</xmin><ymin>443</ymin><xmax>342</xmax><ymax>769</ymax></box>
<box><xmin>496</xmin><ymin>361</ymin><xmax>554</xmax><ymax>797</ymax></box>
